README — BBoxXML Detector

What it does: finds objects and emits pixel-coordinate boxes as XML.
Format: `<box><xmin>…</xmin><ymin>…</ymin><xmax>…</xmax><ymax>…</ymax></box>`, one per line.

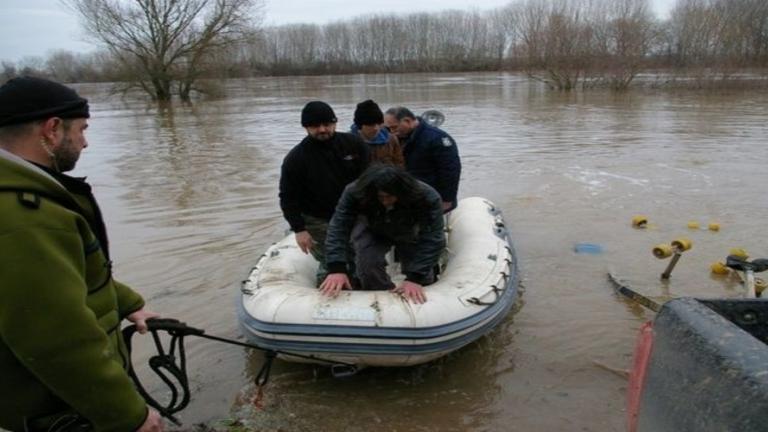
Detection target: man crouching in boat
<box><xmin>0</xmin><ymin>77</ymin><xmax>163</xmax><ymax>431</ymax></box>
<box><xmin>320</xmin><ymin>165</ymin><xmax>445</xmax><ymax>304</ymax></box>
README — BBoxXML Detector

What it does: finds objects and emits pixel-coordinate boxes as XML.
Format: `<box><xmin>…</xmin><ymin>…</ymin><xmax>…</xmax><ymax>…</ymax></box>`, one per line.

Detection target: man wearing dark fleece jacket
<box><xmin>279</xmin><ymin>101</ymin><xmax>369</xmax><ymax>283</ymax></box>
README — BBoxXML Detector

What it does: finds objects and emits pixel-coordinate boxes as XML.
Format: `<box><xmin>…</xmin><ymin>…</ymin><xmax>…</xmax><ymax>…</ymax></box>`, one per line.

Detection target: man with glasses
<box><xmin>384</xmin><ymin>107</ymin><xmax>461</xmax><ymax>212</ymax></box>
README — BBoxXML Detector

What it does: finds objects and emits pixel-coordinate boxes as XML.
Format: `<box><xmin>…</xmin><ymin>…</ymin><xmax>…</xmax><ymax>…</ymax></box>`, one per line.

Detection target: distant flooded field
<box><xmin>72</xmin><ymin>72</ymin><xmax>768</xmax><ymax>431</ymax></box>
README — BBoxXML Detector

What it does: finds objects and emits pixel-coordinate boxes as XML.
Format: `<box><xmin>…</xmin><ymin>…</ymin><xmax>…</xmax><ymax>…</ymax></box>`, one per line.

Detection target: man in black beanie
<box><xmin>350</xmin><ymin>99</ymin><xmax>403</xmax><ymax>167</ymax></box>
<box><xmin>0</xmin><ymin>77</ymin><xmax>164</xmax><ymax>432</ymax></box>
<box><xmin>279</xmin><ymin>101</ymin><xmax>369</xmax><ymax>286</ymax></box>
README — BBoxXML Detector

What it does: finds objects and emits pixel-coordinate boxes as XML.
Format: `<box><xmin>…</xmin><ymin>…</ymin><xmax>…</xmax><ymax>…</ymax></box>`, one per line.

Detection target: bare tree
<box><xmin>593</xmin><ymin>0</ymin><xmax>658</xmax><ymax>90</ymax></box>
<box><xmin>671</xmin><ymin>0</ymin><xmax>720</xmax><ymax>67</ymax></box>
<box><xmin>46</xmin><ymin>50</ymin><xmax>81</xmax><ymax>83</ymax></box>
<box><xmin>487</xmin><ymin>6</ymin><xmax>518</xmax><ymax>69</ymax></box>
<box><xmin>63</xmin><ymin>0</ymin><xmax>264</xmax><ymax>101</ymax></box>
<box><xmin>1</xmin><ymin>61</ymin><xmax>17</xmax><ymax>82</ymax></box>
<box><xmin>511</xmin><ymin>0</ymin><xmax>596</xmax><ymax>90</ymax></box>
<box><xmin>17</xmin><ymin>56</ymin><xmax>47</xmax><ymax>78</ymax></box>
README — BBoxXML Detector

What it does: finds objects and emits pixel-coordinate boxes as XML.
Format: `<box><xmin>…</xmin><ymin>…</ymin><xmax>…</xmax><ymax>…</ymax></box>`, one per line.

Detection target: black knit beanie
<box><xmin>301</xmin><ymin>101</ymin><xmax>337</xmax><ymax>127</ymax></box>
<box><xmin>0</xmin><ymin>76</ymin><xmax>90</xmax><ymax>127</ymax></box>
<box><xmin>353</xmin><ymin>99</ymin><xmax>384</xmax><ymax>126</ymax></box>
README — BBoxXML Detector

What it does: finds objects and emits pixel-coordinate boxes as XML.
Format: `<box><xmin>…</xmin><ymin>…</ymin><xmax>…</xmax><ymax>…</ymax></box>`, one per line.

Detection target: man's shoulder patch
<box><xmin>441</xmin><ymin>136</ymin><xmax>454</xmax><ymax>147</ymax></box>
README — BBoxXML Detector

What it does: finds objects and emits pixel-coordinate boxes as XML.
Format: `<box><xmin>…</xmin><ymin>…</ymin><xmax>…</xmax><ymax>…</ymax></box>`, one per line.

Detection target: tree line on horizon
<box><xmin>2</xmin><ymin>0</ymin><xmax>766</xmax><ymax>100</ymax></box>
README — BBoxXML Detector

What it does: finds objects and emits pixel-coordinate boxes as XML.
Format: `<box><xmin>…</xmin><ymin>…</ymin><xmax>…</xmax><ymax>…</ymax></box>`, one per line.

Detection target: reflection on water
<box><xmin>71</xmin><ymin>73</ymin><xmax>768</xmax><ymax>430</ymax></box>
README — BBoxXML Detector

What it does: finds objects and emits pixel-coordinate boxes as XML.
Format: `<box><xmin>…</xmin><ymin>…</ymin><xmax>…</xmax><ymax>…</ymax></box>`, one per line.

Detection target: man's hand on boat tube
<box><xmin>295</xmin><ymin>230</ymin><xmax>314</xmax><ymax>254</ymax></box>
<box><xmin>394</xmin><ymin>281</ymin><xmax>427</xmax><ymax>304</ymax></box>
<box><xmin>320</xmin><ymin>273</ymin><xmax>351</xmax><ymax>297</ymax></box>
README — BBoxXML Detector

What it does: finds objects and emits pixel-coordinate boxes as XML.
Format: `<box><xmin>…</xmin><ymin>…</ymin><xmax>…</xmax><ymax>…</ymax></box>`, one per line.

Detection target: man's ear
<box><xmin>39</xmin><ymin>117</ymin><xmax>63</xmax><ymax>145</ymax></box>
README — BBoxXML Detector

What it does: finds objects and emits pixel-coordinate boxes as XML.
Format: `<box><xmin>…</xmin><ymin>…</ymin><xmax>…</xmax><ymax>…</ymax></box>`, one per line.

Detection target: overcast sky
<box><xmin>0</xmin><ymin>0</ymin><xmax>676</xmax><ymax>63</ymax></box>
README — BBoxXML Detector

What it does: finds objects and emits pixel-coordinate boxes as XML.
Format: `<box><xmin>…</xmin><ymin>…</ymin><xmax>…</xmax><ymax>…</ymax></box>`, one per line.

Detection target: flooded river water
<box><xmin>72</xmin><ymin>72</ymin><xmax>768</xmax><ymax>431</ymax></box>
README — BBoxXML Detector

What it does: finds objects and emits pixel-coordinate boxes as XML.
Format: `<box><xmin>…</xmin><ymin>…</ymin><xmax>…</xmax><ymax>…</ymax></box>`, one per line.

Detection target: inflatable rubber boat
<box><xmin>238</xmin><ymin>197</ymin><xmax>519</xmax><ymax>367</ymax></box>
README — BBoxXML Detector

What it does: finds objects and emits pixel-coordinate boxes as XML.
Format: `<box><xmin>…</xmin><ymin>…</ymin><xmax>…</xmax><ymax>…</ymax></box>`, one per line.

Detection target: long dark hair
<box><xmin>352</xmin><ymin>164</ymin><xmax>426</xmax><ymax>214</ymax></box>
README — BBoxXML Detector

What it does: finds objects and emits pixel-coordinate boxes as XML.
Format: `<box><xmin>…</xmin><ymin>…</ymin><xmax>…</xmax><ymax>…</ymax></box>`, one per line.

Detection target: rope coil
<box><xmin>122</xmin><ymin>318</ymin><xmax>355</xmax><ymax>424</ymax></box>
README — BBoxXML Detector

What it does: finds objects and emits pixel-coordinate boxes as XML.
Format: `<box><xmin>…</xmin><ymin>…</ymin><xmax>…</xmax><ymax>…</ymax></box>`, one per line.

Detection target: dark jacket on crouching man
<box><xmin>324</xmin><ymin>165</ymin><xmax>445</xmax><ymax>291</ymax></box>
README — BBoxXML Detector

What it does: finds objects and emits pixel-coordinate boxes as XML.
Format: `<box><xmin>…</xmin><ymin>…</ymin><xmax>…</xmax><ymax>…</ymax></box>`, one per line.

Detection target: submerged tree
<box><xmin>593</xmin><ymin>0</ymin><xmax>658</xmax><ymax>90</ymax></box>
<box><xmin>64</xmin><ymin>0</ymin><xmax>263</xmax><ymax>101</ymax></box>
<box><xmin>512</xmin><ymin>0</ymin><xmax>596</xmax><ymax>91</ymax></box>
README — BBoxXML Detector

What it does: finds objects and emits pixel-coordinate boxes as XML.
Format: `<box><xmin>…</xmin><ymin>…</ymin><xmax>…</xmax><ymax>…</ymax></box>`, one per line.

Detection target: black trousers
<box><xmin>351</xmin><ymin>219</ymin><xmax>433</xmax><ymax>290</ymax></box>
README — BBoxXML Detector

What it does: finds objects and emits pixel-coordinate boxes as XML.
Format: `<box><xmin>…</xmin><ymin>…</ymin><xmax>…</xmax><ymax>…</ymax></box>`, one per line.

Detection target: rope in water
<box><xmin>122</xmin><ymin>318</ymin><xmax>354</xmax><ymax>424</ymax></box>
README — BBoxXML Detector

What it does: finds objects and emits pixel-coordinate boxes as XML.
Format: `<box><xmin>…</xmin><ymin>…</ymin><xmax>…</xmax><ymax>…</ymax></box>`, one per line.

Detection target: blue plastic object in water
<box><xmin>574</xmin><ymin>242</ymin><xmax>603</xmax><ymax>254</ymax></box>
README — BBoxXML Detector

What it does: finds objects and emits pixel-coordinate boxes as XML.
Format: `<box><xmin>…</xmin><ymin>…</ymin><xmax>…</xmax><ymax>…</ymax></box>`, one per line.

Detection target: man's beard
<box><xmin>53</xmin><ymin>136</ymin><xmax>81</xmax><ymax>172</ymax></box>
<box><xmin>309</xmin><ymin>131</ymin><xmax>334</xmax><ymax>141</ymax></box>
<box><xmin>309</xmin><ymin>130</ymin><xmax>336</xmax><ymax>141</ymax></box>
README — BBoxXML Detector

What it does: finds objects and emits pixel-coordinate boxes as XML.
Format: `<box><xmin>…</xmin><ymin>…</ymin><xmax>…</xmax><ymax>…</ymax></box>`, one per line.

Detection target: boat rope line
<box><xmin>122</xmin><ymin>318</ymin><xmax>355</xmax><ymax>424</ymax></box>
<box><xmin>467</xmin><ymin>247</ymin><xmax>515</xmax><ymax>306</ymax></box>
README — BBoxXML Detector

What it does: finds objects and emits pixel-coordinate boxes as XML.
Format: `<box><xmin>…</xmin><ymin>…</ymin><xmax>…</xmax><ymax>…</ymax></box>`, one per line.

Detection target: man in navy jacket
<box><xmin>384</xmin><ymin>107</ymin><xmax>461</xmax><ymax>212</ymax></box>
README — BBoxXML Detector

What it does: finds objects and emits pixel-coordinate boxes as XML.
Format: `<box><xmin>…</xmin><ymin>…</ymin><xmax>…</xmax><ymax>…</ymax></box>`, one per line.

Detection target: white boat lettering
<box><xmin>313</xmin><ymin>307</ymin><xmax>376</xmax><ymax>321</ymax></box>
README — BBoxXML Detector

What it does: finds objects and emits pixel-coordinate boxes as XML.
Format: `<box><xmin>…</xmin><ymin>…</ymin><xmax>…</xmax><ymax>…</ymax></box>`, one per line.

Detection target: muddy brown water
<box><xmin>70</xmin><ymin>73</ymin><xmax>767</xmax><ymax>431</ymax></box>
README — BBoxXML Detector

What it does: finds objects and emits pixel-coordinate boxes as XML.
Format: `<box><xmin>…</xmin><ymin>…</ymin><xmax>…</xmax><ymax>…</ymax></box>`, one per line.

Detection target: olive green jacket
<box><xmin>0</xmin><ymin>149</ymin><xmax>148</xmax><ymax>431</ymax></box>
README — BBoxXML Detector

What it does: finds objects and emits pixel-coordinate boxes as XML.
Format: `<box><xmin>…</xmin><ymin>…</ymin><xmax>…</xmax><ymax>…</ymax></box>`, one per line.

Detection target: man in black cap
<box><xmin>0</xmin><ymin>77</ymin><xmax>163</xmax><ymax>431</ymax></box>
<box><xmin>279</xmin><ymin>101</ymin><xmax>369</xmax><ymax>285</ymax></box>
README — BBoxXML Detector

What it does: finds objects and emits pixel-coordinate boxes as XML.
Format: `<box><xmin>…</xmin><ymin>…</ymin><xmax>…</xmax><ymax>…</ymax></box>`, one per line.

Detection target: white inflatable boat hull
<box><xmin>238</xmin><ymin>197</ymin><xmax>519</xmax><ymax>367</ymax></box>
